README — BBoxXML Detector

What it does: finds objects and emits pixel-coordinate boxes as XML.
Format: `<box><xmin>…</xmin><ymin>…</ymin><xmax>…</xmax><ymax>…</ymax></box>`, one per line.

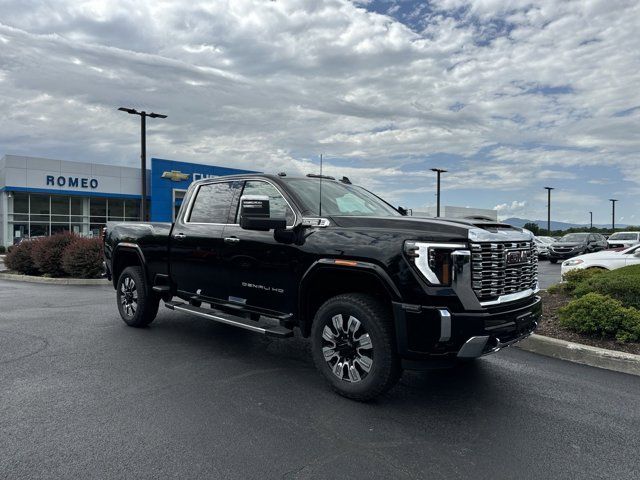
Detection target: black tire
<box><xmin>116</xmin><ymin>266</ymin><xmax>159</xmax><ymax>327</ymax></box>
<box><xmin>311</xmin><ymin>293</ymin><xmax>401</xmax><ymax>401</ymax></box>
<box><xmin>549</xmin><ymin>259</ymin><xmax>557</xmax><ymax>264</ymax></box>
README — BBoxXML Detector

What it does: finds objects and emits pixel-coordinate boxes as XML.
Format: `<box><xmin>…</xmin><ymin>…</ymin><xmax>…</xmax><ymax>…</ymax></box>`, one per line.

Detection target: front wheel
<box><xmin>116</xmin><ymin>266</ymin><xmax>159</xmax><ymax>327</ymax></box>
<box><xmin>311</xmin><ymin>294</ymin><xmax>401</xmax><ymax>401</ymax></box>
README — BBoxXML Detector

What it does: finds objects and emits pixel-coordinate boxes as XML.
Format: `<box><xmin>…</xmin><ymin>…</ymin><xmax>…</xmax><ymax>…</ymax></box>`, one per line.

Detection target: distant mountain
<box><xmin>502</xmin><ymin>217</ymin><xmax>629</xmax><ymax>230</ymax></box>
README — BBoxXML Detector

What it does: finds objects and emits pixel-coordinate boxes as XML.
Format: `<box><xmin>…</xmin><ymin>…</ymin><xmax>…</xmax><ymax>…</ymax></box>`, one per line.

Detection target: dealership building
<box><xmin>0</xmin><ymin>154</ymin><xmax>253</xmax><ymax>247</ymax></box>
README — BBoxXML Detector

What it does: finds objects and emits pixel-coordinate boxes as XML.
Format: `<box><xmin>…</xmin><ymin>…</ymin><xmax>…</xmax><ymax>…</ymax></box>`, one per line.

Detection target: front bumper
<box><xmin>393</xmin><ymin>295</ymin><xmax>542</xmax><ymax>369</ymax></box>
<box><xmin>548</xmin><ymin>249</ymin><xmax>583</xmax><ymax>260</ymax></box>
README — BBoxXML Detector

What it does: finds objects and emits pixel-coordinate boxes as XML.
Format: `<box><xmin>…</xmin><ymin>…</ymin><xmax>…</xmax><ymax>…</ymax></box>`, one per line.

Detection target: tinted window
<box><xmin>237</xmin><ymin>181</ymin><xmax>295</xmax><ymax>225</ymax></box>
<box><xmin>560</xmin><ymin>233</ymin><xmax>588</xmax><ymax>242</ymax></box>
<box><xmin>283</xmin><ymin>179</ymin><xmax>400</xmax><ymax>217</ymax></box>
<box><xmin>610</xmin><ymin>233</ymin><xmax>639</xmax><ymax>240</ymax></box>
<box><xmin>189</xmin><ymin>182</ymin><xmax>237</xmax><ymax>223</ymax></box>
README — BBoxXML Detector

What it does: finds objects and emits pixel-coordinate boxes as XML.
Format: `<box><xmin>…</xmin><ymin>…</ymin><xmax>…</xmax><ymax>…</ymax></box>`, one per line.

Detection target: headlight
<box><xmin>563</xmin><ymin>259</ymin><xmax>584</xmax><ymax>266</ymax></box>
<box><xmin>404</xmin><ymin>241</ymin><xmax>466</xmax><ymax>285</ymax></box>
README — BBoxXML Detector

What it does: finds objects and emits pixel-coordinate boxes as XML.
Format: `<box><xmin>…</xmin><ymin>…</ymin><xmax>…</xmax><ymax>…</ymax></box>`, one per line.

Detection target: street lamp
<box><xmin>544</xmin><ymin>187</ymin><xmax>554</xmax><ymax>234</ymax></box>
<box><xmin>609</xmin><ymin>199</ymin><xmax>618</xmax><ymax>230</ymax></box>
<box><xmin>589</xmin><ymin>211</ymin><xmax>593</xmax><ymax>230</ymax></box>
<box><xmin>118</xmin><ymin>107</ymin><xmax>167</xmax><ymax>221</ymax></box>
<box><xmin>431</xmin><ymin>168</ymin><xmax>447</xmax><ymax>217</ymax></box>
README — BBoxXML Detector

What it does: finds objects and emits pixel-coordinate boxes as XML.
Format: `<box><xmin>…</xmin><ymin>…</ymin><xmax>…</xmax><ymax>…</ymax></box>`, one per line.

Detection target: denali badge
<box><xmin>241</xmin><ymin>282</ymin><xmax>284</xmax><ymax>294</ymax></box>
<box><xmin>506</xmin><ymin>250</ymin><xmax>528</xmax><ymax>265</ymax></box>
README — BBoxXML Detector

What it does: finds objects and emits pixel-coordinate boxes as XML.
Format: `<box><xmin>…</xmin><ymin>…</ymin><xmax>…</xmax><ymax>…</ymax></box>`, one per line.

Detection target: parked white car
<box><xmin>561</xmin><ymin>244</ymin><xmax>640</xmax><ymax>277</ymax></box>
<box><xmin>606</xmin><ymin>231</ymin><xmax>640</xmax><ymax>249</ymax></box>
<box><xmin>538</xmin><ymin>236</ymin><xmax>557</xmax><ymax>244</ymax></box>
<box><xmin>534</xmin><ymin>236</ymin><xmax>553</xmax><ymax>258</ymax></box>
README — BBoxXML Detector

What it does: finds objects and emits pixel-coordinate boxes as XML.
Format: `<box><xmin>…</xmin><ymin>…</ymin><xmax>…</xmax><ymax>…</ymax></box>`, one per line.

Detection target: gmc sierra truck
<box><xmin>104</xmin><ymin>173</ymin><xmax>541</xmax><ymax>400</ymax></box>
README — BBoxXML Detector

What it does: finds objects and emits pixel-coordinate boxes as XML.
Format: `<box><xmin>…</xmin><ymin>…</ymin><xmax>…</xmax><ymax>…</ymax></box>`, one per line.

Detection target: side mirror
<box><xmin>634</xmin><ymin>250</ymin><xmax>640</xmax><ymax>258</ymax></box>
<box><xmin>239</xmin><ymin>195</ymin><xmax>286</xmax><ymax>231</ymax></box>
<box><xmin>398</xmin><ymin>206</ymin><xmax>409</xmax><ymax>216</ymax></box>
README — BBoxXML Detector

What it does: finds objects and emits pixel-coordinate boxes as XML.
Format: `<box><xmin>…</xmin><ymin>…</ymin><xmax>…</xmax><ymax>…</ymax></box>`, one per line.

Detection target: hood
<box><xmin>551</xmin><ymin>242</ymin><xmax>585</xmax><ymax>248</ymax></box>
<box><xmin>570</xmin><ymin>250</ymin><xmax>622</xmax><ymax>261</ymax></box>
<box><xmin>330</xmin><ymin>216</ymin><xmax>531</xmax><ymax>242</ymax></box>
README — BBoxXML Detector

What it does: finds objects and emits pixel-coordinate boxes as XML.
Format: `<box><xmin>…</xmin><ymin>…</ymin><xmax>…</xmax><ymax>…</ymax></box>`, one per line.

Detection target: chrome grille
<box><xmin>470</xmin><ymin>241</ymin><xmax>537</xmax><ymax>301</ymax></box>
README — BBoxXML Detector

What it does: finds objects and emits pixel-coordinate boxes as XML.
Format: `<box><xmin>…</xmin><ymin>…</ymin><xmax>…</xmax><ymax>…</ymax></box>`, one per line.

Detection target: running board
<box><xmin>164</xmin><ymin>301</ymin><xmax>293</xmax><ymax>338</ymax></box>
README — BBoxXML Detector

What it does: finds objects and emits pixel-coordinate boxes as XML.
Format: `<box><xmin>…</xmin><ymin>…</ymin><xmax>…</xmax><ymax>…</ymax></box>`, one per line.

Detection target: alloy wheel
<box><xmin>120</xmin><ymin>276</ymin><xmax>138</xmax><ymax>317</ymax></box>
<box><xmin>321</xmin><ymin>314</ymin><xmax>373</xmax><ymax>383</ymax></box>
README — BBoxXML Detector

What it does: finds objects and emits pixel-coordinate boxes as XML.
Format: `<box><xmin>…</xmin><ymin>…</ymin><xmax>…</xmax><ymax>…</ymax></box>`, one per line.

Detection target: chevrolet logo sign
<box><xmin>161</xmin><ymin>170</ymin><xmax>190</xmax><ymax>182</ymax></box>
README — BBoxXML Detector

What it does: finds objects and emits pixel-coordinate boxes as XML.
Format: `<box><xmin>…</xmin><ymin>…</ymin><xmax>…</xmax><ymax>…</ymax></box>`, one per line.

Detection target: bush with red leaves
<box><xmin>4</xmin><ymin>239</ymin><xmax>41</xmax><ymax>275</ymax></box>
<box><xmin>62</xmin><ymin>237</ymin><xmax>104</xmax><ymax>279</ymax></box>
<box><xmin>31</xmin><ymin>232</ymin><xmax>76</xmax><ymax>277</ymax></box>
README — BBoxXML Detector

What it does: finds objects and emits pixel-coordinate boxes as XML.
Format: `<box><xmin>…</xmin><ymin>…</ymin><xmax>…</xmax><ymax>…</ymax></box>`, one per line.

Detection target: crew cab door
<box><xmin>221</xmin><ymin>179</ymin><xmax>301</xmax><ymax>314</ymax></box>
<box><xmin>170</xmin><ymin>180</ymin><xmax>243</xmax><ymax>300</ymax></box>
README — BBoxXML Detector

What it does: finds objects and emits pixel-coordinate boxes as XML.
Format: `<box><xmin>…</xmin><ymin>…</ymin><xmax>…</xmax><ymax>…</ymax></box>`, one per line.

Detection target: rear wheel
<box><xmin>311</xmin><ymin>293</ymin><xmax>401</xmax><ymax>401</ymax></box>
<box><xmin>116</xmin><ymin>266</ymin><xmax>159</xmax><ymax>327</ymax></box>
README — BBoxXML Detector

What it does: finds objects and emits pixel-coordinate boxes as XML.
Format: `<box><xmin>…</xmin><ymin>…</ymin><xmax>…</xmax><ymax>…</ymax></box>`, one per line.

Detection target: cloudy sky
<box><xmin>0</xmin><ymin>0</ymin><xmax>638</xmax><ymax>224</ymax></box>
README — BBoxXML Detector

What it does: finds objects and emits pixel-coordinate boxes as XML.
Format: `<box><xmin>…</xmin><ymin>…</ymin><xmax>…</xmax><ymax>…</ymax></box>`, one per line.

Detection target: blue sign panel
<box><xmin>150</xmin><ymin>158</ymin><xmax>257</xmax><ymax>222</ymax></box>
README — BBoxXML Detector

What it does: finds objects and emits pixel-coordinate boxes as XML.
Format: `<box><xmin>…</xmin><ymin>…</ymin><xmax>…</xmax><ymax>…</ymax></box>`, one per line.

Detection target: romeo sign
<box><xmin>46</xmin><ymin>175</ymin><xmax>99</xmax><ymax>189</ymax></box>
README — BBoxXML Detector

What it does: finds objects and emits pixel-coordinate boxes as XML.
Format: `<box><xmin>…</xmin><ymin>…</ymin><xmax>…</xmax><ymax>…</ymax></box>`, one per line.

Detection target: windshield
<box><xmin>560</xmin><ymin>233</ymin><xmax>589</xmax><ymax>242</ymax></box>
<box><xmin>283</xmin><ymin>179</ymin><xmax>401</xmax><ymax>217</ymax></box>
<box><xmin>609</xmin><ymin>233</ymin><xmax>638</xmax><ymax>240</ymax></box>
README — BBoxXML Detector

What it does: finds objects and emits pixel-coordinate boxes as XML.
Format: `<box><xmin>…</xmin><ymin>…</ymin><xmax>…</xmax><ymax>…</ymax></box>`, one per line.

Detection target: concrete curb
<box><xmin>0</xmin><ymin>272</ymin><xmax>108</xmax><ymax>285</ymax></box>
<box><xmin>516</xmin><ymin>334</ymin><xmax>640</xmax><ymax>376</ymax></box>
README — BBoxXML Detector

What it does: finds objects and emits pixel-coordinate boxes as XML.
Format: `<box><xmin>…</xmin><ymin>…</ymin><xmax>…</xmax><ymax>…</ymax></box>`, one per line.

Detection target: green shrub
<box><xmin>0</xmin><ymin>245</ymin><xmax>5</xmax><ymax>254</ymax></box>
<box><xmin>574</xmin><ymin>265</ymin><xmax>640</xmax><ymax>310</ymax></box>
<box><xmin>62</xmin><ymin>237</ymin><xmax>104</xmax><ymax>278</ymax></box>
<box><xmin>561</xmin><ymin>267</ymin><xmax>605</xmax><ymax>293</ymax></box>
<box><xmin>31</xmin><ymin>232</ymin><xmax>76</xmax><ymax>277</ymax></box>
<box><xmin>4</xmin><ymin>240</ymin><xmax>40</xmax><ymax>275</ymax></box>
<box><xmin>558</xmin><ymin>292</ymin><xmax>640</xmax><ymax>342</ymax></box>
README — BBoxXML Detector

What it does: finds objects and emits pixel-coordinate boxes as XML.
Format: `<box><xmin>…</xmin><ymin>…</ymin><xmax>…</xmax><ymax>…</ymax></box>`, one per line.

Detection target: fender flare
<box><xmin>297</xmin><ymin>258</ymin><xmax>402</xmax><ymax>336</ymax></box>
<box><xmin>111</xmin><ymin>242</ymin><xmax>148</xmax><ymax>287</ymax></box>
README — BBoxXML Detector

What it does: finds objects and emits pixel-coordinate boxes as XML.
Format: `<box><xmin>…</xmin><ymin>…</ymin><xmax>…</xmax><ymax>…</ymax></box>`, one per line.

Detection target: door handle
<box><xmin>174</xmin><ymin>233</ymin><xmax>186</xmax><ymax>240</ymax></box>
<box><xmin>224</xmin><ymin>237</ymin><xmax>240</xmax><ymax>244</ymax></box>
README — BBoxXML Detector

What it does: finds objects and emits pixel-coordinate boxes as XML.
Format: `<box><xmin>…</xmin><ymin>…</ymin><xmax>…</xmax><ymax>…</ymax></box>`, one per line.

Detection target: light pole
<box><xmin>118</xmin><ymin>107</ymin><xmax>167</xmax><ymax>221</ymax></box>
<box><xmin>589</xmin><ymin>211</ymin><xmax>593</xmax><ymax>230</ymax></box>
<box><xmin>544</xmin><ymin>187</ymin><xmax>554</xmax><ymax>234</ymax></box>
<box><xmin>431</xmin><ymin>168</ymin><xmax>447</xmax><ymax>217</ymax></box>
<box><xmin>609</xmin><ymin>199</ymin><xmax>618</xmax><ymax>230</ymax></box>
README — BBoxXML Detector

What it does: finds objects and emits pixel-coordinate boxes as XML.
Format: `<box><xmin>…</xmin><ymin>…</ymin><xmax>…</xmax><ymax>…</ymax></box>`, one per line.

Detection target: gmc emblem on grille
<box><xmin>506</xmin><ymin>250</ymin><xmax>528</xmax><ymax>265</ymax></box>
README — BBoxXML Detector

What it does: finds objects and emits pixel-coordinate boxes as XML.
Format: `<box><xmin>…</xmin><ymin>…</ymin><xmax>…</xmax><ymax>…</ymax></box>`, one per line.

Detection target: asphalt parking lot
<box><xmin>1</xmin><ymin>280</ymin><xmax>638</xmax><ymax>479</ymax></box>
<box><xmin>537</xmin><ymin>258</ymin><xmax>562</xmax><ymax>289</ymax></box>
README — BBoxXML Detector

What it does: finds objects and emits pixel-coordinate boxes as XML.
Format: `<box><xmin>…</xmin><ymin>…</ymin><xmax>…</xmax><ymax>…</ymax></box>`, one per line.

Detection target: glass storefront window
<box><xmin>30</xmin><ymin>214</ymin><xmax>49</xmax><ymax>223</ymax></box>
<box><xmin>13</xmin><ymin>193</ymin><xmax>29</xmax><ymax>213</ymax></box>
<box><xmin>124</xmin><ymin>199</ymin><xmax>140</xmax><ymax>219</ymax></box>
<box><xmin>5</xmin><ymin>193</ymin><xmax>141</xmax><ymax>245</ymax></box>
<box><xmin>71</xmin><ymin>197</ymin><xmax>83</xmax><ymax>215</ymax></box>
<box><xmin>30</xmin><ymin>194</ymin><xmax>50</xmax><ymax>215</ymax></box>
<box><xmin>89</xmin><ymin>224</ymin><xmax>105</xmax><ymax>238</ymax></box>
<box><xmin>108</xmin><ymin>198</ymin><xmax>124</xmax><ymax>220</ymax></box>
<box><xmin>51</xmin><ymin>195</ymin><xmax>69</xmax><ymax>215</ymax></box>
<box><xmin>51</xmin><ymin>224</ymin><xmax>70</xmax><ymax>235</ymax></box>
<box><xmin>30</xmin><ymin>223</ymin><xmax>50</xmax><ymax>237</ymax></box>
<box><xmin>12</xmin><ymin>223</ymin><xmax>28</xmax><ymax>243</ymax></box>
<box><xmin>90</xmin><ymin>198</ymin><xmax>107</xmax><ymax>217</ymax></box>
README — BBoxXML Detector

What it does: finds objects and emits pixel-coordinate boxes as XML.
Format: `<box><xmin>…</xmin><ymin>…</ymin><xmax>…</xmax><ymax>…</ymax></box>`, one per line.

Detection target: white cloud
<box><xmin>0</xmin><ymin>0</ymin><xmax>638</xmax><ymax>222</ymax></box>
<box><xmin>494</xmin><ymin>200</ymin><xmax>527</xmax><ymax>218</ymax></box>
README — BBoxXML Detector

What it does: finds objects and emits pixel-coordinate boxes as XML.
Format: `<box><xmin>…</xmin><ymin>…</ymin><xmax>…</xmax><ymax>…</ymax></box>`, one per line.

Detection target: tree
<box><xmin>523</xmin><ymin>222</ymin><xmax>540</xmax><ymax>235</ymax></box>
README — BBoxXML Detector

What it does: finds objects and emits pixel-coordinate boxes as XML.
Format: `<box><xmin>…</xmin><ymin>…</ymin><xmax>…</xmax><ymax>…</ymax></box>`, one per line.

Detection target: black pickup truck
<box><xmin>104</xmin><ymin>173</ymin><xmax>541</xmax><ymax>400</ymax></box>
